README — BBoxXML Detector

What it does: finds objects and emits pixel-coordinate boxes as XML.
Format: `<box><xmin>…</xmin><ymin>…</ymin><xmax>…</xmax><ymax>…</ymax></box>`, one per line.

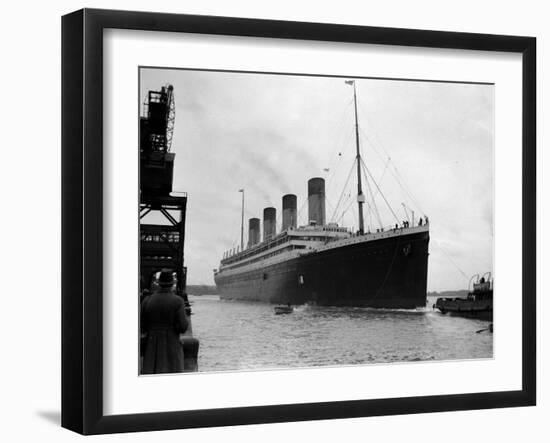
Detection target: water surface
<box><xmin>189</xmin><ymin>295</ymin><xmax>493</xmax><ymax>372</ymax></box>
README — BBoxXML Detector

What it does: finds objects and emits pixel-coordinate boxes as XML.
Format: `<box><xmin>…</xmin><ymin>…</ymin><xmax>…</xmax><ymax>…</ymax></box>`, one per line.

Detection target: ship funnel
<box><xmin>248</xmin><ymin>218</ymin><xmax>260</xmax><ymax>247</ymax></box>
<box><xmin>263</xmin><ymin>207</ymin><xmax>276</xmax><ymax>241</ymax></box>
<box><xmin>282</xmin><ymin>194</ymin><xmax>297</xmax><ymax>231</ymax></box>
<box><xmin>308</xmin><ymin>178</ymin><xmax>326</xmax><ymax>226</ymax></box>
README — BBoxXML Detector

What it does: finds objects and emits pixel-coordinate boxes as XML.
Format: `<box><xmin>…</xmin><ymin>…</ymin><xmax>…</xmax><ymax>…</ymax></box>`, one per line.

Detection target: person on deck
<box><xmin>140</xmin><ymin>269</ymin><xmax>189</xmax><ymax>374</ymax></box>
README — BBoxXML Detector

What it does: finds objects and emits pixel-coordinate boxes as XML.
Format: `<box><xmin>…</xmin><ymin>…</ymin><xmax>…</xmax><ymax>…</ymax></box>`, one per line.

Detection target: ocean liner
<box><xmin>213</xmin><ymin>81</ymin><xmax>430</xmax><ymax>308</ymax></box>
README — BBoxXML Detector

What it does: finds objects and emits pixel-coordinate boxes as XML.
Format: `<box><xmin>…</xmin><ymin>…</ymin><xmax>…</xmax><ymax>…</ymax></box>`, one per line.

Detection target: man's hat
<box><xmin>158</xmin><ymin>269</ymin><xmax>175</xmax><ymax>287</ymax></box>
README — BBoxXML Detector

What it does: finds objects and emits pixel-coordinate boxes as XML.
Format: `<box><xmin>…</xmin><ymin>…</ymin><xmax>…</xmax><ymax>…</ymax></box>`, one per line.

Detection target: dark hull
<box><xmin>215</xmin><ymin>230</ymin><xmax>429</xmax><ymax>308</ymax></box>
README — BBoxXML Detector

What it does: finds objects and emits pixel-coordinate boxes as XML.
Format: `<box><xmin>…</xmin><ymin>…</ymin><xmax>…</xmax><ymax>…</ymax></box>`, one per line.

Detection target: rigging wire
<box><xmin>371</xmin><ymin>157</ymin><xmax>390</xmax><ymax>200</ymax></box>
<box><xmin>336</xmin><ymin>192</ymin><xmax>353</xmax><ymax>224</ymax></box>
<box><xmin>358</xmin><ymin>125</ymin><xmax>387</xmax><ymax>164</ymax></box>
<box><xmin>352</xmin><ymin>101</ymin><xmax>424</xmax><ymax>224</ymax></box>
<box><xmin>355</xmin><ymin>95</ymin><xmax>429</xmax><ymax>218</ymax></box>
<box><xmin>325</xmin><ymin>99</ymin><xmax>354</xmax><ymax>166</ymax></box>
<box><xmin>325</xmin><ymin>196</ymin><xmax>337</xmax><ymax>222</ymax></box>
<box><xmin>362</xmin><ymin>162</ymin><xmax>383</xmax><ymax>228</ymax></box>
<box><xmin>329</xmin><ymin>161</ymin><xmax>357</xmax><ymax>223</ymax></box>
<box><xmin>361</xmin><ymin>157</ymin><xmax>400</xmax><ymax>224</ymax></box>
<box><xmin>325</xmin><ymin>128</ymin><xmax>354</xmax><ymax>190</ymax></box>
<box><xmin>389</xmin><ymin>162</ymin><xmax>427</xmax><ymax>215</ymax></box>
<box><xmin>358</xmin><ymin>125</ymin><xmax>427</xmax><ymax>216</ymax></box>
<box><xmin>340</xmin><ymin>195</ymin><xmax>359</xmax><ymax>231</ymax></box>
<box><xmin>296</xmin><ymin>195</ymin><xmax>310</xmax><ymax>226</ymax></box>
<box><xmin>431</xmin><ymin>237</ymin><xmax>469</xmax><ymax>281</ymax></box>
<box><xmin>323</xmin><ymin>100</ymin><xmax>354</xmax><ymax>190</ymax></box>
<box><xmin>337</xmin><ymin>196</ymin><xmax>355</xmax><ymax>225</ymax></box>
<box><xmin>356</xmin><ymin>95</ymin><xmax>394</xmax><ymax>159</ymax></box>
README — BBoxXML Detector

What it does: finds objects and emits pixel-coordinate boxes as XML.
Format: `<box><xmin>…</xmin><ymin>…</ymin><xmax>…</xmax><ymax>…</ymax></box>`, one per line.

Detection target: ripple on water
<box><xmin>189</xmin><ymin>295</ymin><xmax>493</xmax><ymax>373</ymax></box>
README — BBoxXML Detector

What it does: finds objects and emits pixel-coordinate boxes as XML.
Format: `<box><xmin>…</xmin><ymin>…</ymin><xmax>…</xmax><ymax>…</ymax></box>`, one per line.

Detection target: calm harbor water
<box><xmin>189</xmin><ymin>295</ymin><xmax>493</xmax><ymax>373</ymax></box>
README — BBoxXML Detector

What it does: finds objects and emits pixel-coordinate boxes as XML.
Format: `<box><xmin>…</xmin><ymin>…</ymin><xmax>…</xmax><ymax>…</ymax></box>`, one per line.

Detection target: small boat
<box><xmin>274</xmin><ymin>305</ymin><xmax>294</xmax><ymax>315</ymax></box>
<box><xmin>434</xmin><ymin>273</ymin><xmax>493</xmax><ymax>321</ymax></box>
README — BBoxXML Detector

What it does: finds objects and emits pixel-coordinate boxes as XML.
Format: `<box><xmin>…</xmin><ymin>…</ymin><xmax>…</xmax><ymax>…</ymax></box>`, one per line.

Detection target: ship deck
<box><xmin>216</xmin><ymin>224</ymin><xmax>429</xmax><ymax>278</ymax></box>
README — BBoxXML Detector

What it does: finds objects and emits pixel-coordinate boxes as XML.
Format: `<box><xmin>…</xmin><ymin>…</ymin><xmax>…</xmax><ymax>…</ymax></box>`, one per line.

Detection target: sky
<box><xmin>140</xmin><ymin>68</ymin><xmax>494</xmax><ymax>292</ymax></box>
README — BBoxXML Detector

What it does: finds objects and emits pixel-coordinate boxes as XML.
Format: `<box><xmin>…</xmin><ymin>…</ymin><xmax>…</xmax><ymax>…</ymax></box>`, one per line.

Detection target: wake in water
<box><xmin>292</xmin><ymin>303</ymin><xmax>315</xmax><ymax>313</ymax></box>
<box><xmin>289</xmin><ymin>303</ymin><xmax>432</xmax><ymax>315</ymax></box>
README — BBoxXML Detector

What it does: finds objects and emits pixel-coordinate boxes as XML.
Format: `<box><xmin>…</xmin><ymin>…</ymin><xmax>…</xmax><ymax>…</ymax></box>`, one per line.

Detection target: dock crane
<box><xmin>139</xmin><ymin>84</ymin><xmax>186</xmax><ymax>294</ymax></box>
<box><xmin>139</xmin><ymin>84</ymin><xmax>198</xmax><ymax>371</ymax></box>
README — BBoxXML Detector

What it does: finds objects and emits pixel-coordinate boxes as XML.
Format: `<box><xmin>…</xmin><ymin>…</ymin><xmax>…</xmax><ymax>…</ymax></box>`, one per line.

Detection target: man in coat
<box><xmin>140</xmin><ymin>269</ymin><xmax>189</xmax><ymax>374</ymax></box>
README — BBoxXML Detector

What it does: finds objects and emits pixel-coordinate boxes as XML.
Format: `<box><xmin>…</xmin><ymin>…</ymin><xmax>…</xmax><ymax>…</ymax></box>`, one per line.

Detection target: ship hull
<box><xmin>215</xmin><ymin>230</ymin><xmax>429</xmax><ymax>308</ymax></box>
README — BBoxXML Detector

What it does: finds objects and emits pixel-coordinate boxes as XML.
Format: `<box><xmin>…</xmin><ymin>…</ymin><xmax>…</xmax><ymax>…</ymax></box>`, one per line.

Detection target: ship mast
<box><xmin>347</xmin><ymin>80</ymin><xmax>365</xmax><ymax>235</ymax></box>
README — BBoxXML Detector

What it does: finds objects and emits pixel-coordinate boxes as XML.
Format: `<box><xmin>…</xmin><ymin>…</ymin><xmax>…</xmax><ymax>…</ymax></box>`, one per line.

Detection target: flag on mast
<box><xmin>345</xmin><ymin>80</ymin><xmax>354</xmax><ymax>85</ymax></box>
<box><xmin>238</xmin><ymin>189</ymin><xmax>244</xmax><ymax>192</ymax></box>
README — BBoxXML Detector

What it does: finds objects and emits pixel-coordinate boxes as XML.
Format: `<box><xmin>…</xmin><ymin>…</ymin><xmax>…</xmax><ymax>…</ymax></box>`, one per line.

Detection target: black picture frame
<box><xmin>62</xmin><ymin>8</ymin><xmax>536</xmax><ymax>435</ymax></box>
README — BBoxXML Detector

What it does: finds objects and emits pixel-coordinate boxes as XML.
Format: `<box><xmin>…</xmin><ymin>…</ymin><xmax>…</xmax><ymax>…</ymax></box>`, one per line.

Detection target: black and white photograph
<box><xmin>138</xmin><ymin>68</ymin><xmax>494</xmax><ymax>375</ymax></box>
<box><xmin>0</xmin><ymin>0</ymin><xmax>544</xmax><ymax>440</ymax></box>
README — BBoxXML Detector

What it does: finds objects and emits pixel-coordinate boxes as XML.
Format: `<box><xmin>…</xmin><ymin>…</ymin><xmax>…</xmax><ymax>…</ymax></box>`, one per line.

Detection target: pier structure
<box><xmin>139</xmin><ymin>84</ymin><xmax>189</xmax><ymax>297</ymax></box>
<box><xmin>139</xmin><ymin>84</ymin><xmax>198</xmax><ymax>372</ymax></box>
<box><xmin>139</xmin><ymin>193</ymin><xmax>187</xmax><ymax>298</ymax></box>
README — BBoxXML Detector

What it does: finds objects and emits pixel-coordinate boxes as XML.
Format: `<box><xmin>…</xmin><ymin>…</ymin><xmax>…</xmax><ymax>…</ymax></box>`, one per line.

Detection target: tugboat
<box><xmin>434</xmin><ymin>273</ymin><xmax>493</xmax><ymax>321</ymax></box>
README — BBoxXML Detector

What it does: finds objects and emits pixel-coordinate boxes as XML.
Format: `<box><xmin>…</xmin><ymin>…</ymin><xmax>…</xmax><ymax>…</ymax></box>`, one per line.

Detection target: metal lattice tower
<box><xmin>139</xmin><ymin>85</ymin><xmax>187</xmax><ymax>297</ymax></box>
